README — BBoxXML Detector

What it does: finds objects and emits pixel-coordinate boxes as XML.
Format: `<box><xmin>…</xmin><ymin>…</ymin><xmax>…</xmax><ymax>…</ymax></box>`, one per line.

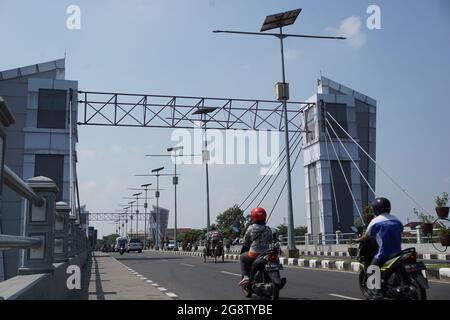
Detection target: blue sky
<box><xmin>1</xmin><ymin>0</ymin><xmax>449</xmax><ymax>237</ymax></box>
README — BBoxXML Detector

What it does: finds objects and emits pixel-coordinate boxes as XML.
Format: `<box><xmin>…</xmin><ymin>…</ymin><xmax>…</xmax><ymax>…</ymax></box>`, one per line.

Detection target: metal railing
<box><xmin>279</xmin><ymin>229</ymin><xmax>443</xmax><ymax>246</ymax></box>
<box><xmin>0</xmin><ymin>165</ymin><xmax>43</xmax><ymax>251</ymax></box>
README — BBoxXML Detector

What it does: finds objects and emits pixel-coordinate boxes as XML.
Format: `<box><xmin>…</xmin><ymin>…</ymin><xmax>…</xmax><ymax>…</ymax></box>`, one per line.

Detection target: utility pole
<box><xmin>213</xmin><ymin>8</ymin><xmax>345</xmax><ymax>257</ymax></box>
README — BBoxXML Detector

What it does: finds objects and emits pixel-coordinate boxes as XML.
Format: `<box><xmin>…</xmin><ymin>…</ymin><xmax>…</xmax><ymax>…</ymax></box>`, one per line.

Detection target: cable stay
<box><xmin>325</xmin><ymin>111</ymin><xmax>431</xmax><ymax>216</ymax></box>
<box><xmin>324</xmin><ymin>122</ymin><xmax>341</xmax><ymax>229</ymax></box>
<box><xmin>325</xmin><ymin>127</ymin><xmax>364</xmax><ymax>224</ymax></box>
<box><xmin>239</xmin><ymin>131</ymin><xmax>302</xmax><ymax>210</ymax></box>
<box><xmin>242</xmin><ymin>134</ymin><xmax>304</xmax><ymax>212</ymax></box>
<box><xmin>325</xmin><ymin>118</ymin><xmax>376</xmax><ymax>197</ymax></box>
<box><xmin>266</xmin><ymin>140</ymin><xmax>304</xmax><ymax>223</ymax></box>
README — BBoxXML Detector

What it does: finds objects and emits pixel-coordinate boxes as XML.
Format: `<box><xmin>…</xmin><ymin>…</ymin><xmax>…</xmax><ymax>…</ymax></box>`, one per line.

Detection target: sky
<box><xmin>1</xmin><ymin>0</ymin><xmax>450</xmax><ymax>237</ymax></box>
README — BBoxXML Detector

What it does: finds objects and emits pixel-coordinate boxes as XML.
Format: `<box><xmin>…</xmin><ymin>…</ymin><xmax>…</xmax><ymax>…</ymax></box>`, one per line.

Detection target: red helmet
<box><xmin>251</xmin><ymin>207</ymin><xmax>267</xmax><ymax>223</ymax></box>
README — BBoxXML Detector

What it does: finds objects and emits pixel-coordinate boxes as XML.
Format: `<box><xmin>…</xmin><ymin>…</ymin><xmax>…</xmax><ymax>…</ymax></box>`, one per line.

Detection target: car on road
<box><xmin>167</xmin><ymin>242</ymin><xmax>175</xmax><ymax>250</ymax></box>
<box><xmin>127</xmin><ymin>238</ymin><xmax>143</xmax><ymax>253</ymax></box>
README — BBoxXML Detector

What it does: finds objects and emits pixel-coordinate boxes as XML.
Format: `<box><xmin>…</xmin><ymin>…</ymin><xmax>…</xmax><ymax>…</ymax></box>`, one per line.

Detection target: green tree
<box><xmin>215</xmin><ymin>205</ymin><xmax>245</xmax><ymax>238</ymax></box>
<box><xmin>276</xmin><ymin>224</ymin><xmax>307</xmax><ymax>238</ymax></box>
<box><xmin>180</xmin><ymin>229</ymin><xmax>203</xmax><ymax>249</ymax></box>
<box><xmin>294</xmin><ymin>226</ymin><xmax>308</xmax><ymax>237</ymax></box>
<box><xmin>276</xmin><ymin>224</ymin><xmax>288</xmax><ymax>237</ymax></box>
<box><xmin>102</xmin><ymin>233</ymin><xmax>120</xmax><ymax>246</ymax></box>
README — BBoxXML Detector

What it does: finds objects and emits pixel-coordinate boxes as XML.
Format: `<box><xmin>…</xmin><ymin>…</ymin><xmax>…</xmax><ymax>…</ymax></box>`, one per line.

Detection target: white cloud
<box><xmin>78</xmin><ymin>149</ymin><xmax>97</xmax><ymax>161</ymax></box>
<box><xmin>284</xmin><ymin>49</ymin><xmax>298</xmax><ymax>61</ymax></box>
<box><xmin>111</xmin><ymin>144</ymin><xmax>125</xmax><ymax>153</ymax></box>
<box><xmin>327</xmin><ymin>16</ymin><xmax>366</xmax><ymax>48</ymax></box>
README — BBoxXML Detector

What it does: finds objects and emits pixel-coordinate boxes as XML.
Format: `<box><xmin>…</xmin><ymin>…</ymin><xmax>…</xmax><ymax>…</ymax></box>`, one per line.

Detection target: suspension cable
<box><xmin>243</xmin><ymin>135</ymin><xmax>303</xmax><ymax>212</ymax></box>
<box><xmin>256</xmin><ymin>136</ymin><xmax>304</xmax><ymax>208</ymax></box>
<box><xmin>325</xmin><ymin>118</ymin><xmax>377</xmax><ymax>196</ymax></box>
<box><xmin>324</xmin><ymin>123</ymin><xmax>341</xmax><ymax>226</ymax></box>
<box><xmin>326</xmin><ymin>111</ymin><xmax>431</xmax><ymax>215</ymax></box>
<box><xmin>266</xmin><ymin>141</ymin><xmax>304</xmax><ymax>223</ymax></box>
<box><xmin>238</xmin><ymin>132</ymin><xmax>301</xmax><ymax>209</ymax></box>
<box><xmin>325</xmin><ymin>127</ymin><xmax>364</xmax><ymax>224</ymax></box>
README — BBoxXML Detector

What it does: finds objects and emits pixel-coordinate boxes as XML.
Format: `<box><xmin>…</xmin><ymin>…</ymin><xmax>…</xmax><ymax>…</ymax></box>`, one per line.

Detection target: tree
<box><xmin>276</xmin><ymin>224</ymin><xmax>288</xmax><ymax>237</ymax></box>
<box><xmin>215</xmin><ymin>205</ymin><xmax>245</xmax><ymax>238</ymax></box>
<box><xmin>180</xmin><ymin>229</ymin><xmax>203</xmax><ymax>249</ymax></box>
<box><xmin>276</xmin><ymin>224</ymin><xmax>307</xmax><ymax>238</ymax></box>
<box><xmin>102</xmin><ymin>233</ymin><xmax>120</xmax><ymax>247</ymax></box>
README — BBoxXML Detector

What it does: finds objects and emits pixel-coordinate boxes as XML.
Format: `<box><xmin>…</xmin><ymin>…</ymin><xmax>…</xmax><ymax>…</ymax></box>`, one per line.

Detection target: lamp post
<box><xmin>213</xmin><ymin>8</ymin><xmax>345</xmax><ymax>258</ymax></box>
<box><xmin>133</xmin><ymin>192</ymin><xmax>142</xmax><ymax>240</ymax></box>
<box><xmin>129</xmin><ymin>201</ymin><xmax>135</xmax><ymax>236</ymax></box>
<box><xmin>152</xmin><ymin>167</ymin><xmax>164</xmax><ymax>249</ymax></box>
<box><xmin>192</xmin><ymin>107</ymin><xmax>218</xmax><ymax>232</ymax></box>
<box><xmin>140</xmin><ymin>183</ymin><xmax>152</xmax><ymax>248</ymax></box>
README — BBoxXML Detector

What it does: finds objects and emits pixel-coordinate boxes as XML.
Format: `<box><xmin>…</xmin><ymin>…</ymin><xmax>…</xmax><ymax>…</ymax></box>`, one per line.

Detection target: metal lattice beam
<box><xmin>88</xmin><ymin>213</ymin><xmax>150</xmax><ymax>222</ymax></box>
<box><xmin>77</xmin><ymin>91</ymin><xmax>313</xmax><ymax>132</ymax></box>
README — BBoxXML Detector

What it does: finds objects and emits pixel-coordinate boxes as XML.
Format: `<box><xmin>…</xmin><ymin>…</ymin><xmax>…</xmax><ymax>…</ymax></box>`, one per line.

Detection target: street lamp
<box><xmin>133</xmin><ymin>192</ymin><xmax>142</xmax><ymax>241</ymax></box>
<box><xmin>192</xmin><ymin>107</ymin><xmax>218</xmax><ymax>232</ymax></box>
<box><xmin>213</xmin><ymin>8</ymin><xmax>346</xmax><ymax>258</ymax></box>
<box><xmin>128</xmin><ymin>201</ymin><xmax>135</xmax><ymax>236</ymax></box>
<box><xmin>140</xmin><ymin>183</ymin><xmax>152</xmax><ymax>248</ymax></box>
<box><xmin>152</xmin><ymin>167</ymin><xmax>164</xmax><ymax>249</ymax></box>
<box><xmin>167</xmin><ymin>146</ymin><xmax>183</xmax><ymax>251</ymax></box>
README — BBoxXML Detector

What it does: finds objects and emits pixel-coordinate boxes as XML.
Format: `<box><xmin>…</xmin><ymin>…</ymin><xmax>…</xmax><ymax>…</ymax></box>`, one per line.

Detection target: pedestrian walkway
<box><xmin>72</xmin><ymin>252</ymin><xmax>171</xmax><ymax>300</ymax></box>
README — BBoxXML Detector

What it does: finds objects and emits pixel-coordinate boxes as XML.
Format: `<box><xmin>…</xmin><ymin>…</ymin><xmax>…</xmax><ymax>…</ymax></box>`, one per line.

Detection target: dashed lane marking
<box><xmin>220</xmin><ymin>271</ymin><xmax>241</xmax><ymax>277</ymax></box>
<box><xmin>180</xmin><ymin>263</ymin><xmax>194</xmax><ymax>267</ymax></box>
<box><xmin>328</xmin><ymin>294</ymin><xmax>362</xmax><ymax>300</ymax></box>
<box><xmin>166</xmin><ymin>292</ymin><xmax>178</xmax><ymax>298</ymax></box>
<box><xmin>158</xmin><ymin>287</ymin><xmax>168</xmax><ymax>292</ymax></box>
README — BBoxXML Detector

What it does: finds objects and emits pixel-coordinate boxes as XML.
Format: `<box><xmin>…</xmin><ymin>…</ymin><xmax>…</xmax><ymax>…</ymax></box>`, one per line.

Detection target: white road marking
<box><xmin>152</xmin><ymin>283</ymin><xmax>159</xmax><ymax>286</ymax></box>
<box><xmin>140</xmin><ymin>277</ymin><xmax>147</xmax><ymax>280</ymax></box>
<box><xmin>136</xmin><ymin>274</ymin><xmax>143</xmax><ymax>277</ymax></box>
<box><xmin>146</xmin><ymin>280</ymin><xmax>153</xmax><ymax>283</ymax></box>
<box><xmin>220</xmin><ymin>271</ymin><xmax>241</xmax><ymax>277</ymax></box>
<box><xmin>328</xmin><ymin>294</ymin><xmax>362</xmax><ymax>300</ymax></box>
<box><xmin>166</xmin><ymin>292</ymin><xmax>178</xmax><ymax>298</ymax></box>
<box><xmin>181</xmin><ymin>263</ymin><xmax>194</xmax><ymax>267</ymax></box>
<box><xmin>161</xmin><ymin>259</ymin><xmax>168</xmax><ymax>262</ymax></box>
<box><xmin>158</xmin><ymin>287</ymin><xmax>168</xmax><ymax>291</ymax></box>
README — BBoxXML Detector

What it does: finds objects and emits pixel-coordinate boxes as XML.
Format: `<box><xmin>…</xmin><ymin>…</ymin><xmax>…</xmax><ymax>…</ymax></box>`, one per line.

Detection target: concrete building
<box><xmin>0</xmin><ymin>58</ymin><xmax>79</xmax><ymax>280</ymax></box>
<box><xmin>303</xmin><ymin>76</ymin><xmax>376</xmax><ymax>238</ymax></box>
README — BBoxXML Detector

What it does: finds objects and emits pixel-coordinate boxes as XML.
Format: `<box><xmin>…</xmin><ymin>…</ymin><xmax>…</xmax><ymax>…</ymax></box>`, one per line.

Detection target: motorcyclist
<box><xmin>238</xmin><ymin>207</ymin><xmax>272</xmax><ymax>286</ymax></box>
<box><xmin>355</xmin><ymin>197</ymin><xmax>403</xmax><ymax>299</ymax></box>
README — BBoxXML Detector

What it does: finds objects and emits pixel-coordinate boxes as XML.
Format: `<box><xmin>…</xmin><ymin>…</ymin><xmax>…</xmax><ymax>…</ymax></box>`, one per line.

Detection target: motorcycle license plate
<box><xmin>404</xmin><ymin>262</ymin><xmax>426</xmax><ymax>272</ymax></box>
<box><xmin>265</xmin><ymin>263</ymin><xmax>282</xmax><ymax>271</ymax></box>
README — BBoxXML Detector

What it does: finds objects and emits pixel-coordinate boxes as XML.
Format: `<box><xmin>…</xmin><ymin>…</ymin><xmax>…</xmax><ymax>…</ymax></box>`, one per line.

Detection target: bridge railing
<box><xmin>0</xmin><ymin>165</ymin><xmax>44</xmax><ymax>251</ymax></box>
<box><xmin>279</xmin><ymin>229</ymin><xmax>441</xmax><ymax>246</ymax></box>
<box><xmin>0</xmin><ymin>165</ymin><xmax>90</xmax><ymax>282</ymax></box>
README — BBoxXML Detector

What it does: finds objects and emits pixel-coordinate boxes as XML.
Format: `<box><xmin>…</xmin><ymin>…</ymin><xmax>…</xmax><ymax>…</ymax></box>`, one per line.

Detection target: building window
<box><xmin>34</xmin><ymin>154</ymin><xmax>64</xmax><ymax>201</ymax></box>
<box><xmin>325</xmin><ymin>103</ymin><xmax>348</xmax><ymax>139</ymax></box>
<box><xmin>37</xmin><ymin>89</ymin><xmax>67</xmax><ymax>129</ymax></box>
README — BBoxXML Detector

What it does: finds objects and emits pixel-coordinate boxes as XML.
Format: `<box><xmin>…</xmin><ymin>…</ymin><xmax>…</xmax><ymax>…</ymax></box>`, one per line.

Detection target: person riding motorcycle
<box><xmin>355</xmin><ymin>197</ymin><xmax>404</xmax><ymax>299</ymax></box>
<box><xmin>239</xmin><ymin>207</ymin><xmax>272</xmax><ymax>286</ymax></box>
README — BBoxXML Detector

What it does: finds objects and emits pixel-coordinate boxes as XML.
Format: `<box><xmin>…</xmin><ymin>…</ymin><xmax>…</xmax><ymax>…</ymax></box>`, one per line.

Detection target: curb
<box><xmin>149</xmin><ymin>249</ymin><xmax>450</xmax><ymax>282</ymax></box>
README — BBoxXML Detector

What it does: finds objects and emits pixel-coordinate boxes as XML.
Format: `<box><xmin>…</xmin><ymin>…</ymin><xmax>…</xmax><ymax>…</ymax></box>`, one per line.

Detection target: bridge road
<box><xmin>112</xmin><ymin>251</ymin><xmax>450</xmax><ymax>300</ymax></box>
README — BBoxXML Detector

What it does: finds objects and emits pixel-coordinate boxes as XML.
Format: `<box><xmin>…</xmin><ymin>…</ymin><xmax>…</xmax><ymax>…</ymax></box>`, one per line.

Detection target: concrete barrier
<box><xmin>439</xmin><ymin>268</ymin><xmax>450</xmax><ymax>281</ymax></box>
<box><xmin>0</xmin><ymin>250</ymin><xmax>89</xmax><ymax>300</ymax></box>
<box><xmin>350</xmin><ymin>262</ymin><xmax>361</xmax><ymax>272</ymax></box>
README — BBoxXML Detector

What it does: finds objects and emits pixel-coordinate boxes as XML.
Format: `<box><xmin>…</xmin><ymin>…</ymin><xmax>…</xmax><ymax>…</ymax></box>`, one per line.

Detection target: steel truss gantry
<box><xmin>77</xmin><ymin>91</ymin><xmax>313</xmax><ymax>132</ymax></box>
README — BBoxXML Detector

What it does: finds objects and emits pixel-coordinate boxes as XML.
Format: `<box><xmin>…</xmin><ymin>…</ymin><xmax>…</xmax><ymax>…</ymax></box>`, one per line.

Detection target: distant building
<box><xmin>303</xmin><ymin>76</ymin><xmax>376</xmax><ymax>238</ymax></box>
<box><xmin>165</xmin><ymin>228</ymin><xmax>192</xmax><ymax>241</ymax></box>
<box><xmin>0</xmin><ymin>59</ymin><xmax>79</xmax><ymax>280</ymax></box>
<box><xmin>149</xmin><ymin>205</ymin><xmax>169</xmax><ymax>247</ymax></box>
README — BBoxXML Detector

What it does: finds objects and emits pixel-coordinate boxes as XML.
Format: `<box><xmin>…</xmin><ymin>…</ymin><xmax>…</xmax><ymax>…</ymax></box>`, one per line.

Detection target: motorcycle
<box><xmin>356</xmin><ymin>238</ymin><xmax>429</xmax><ymax>300</ymax></box>
<box><xmin>240</xmin><ymin>232</ymin><xmax>286</xmax><ymax>300</ymax></box>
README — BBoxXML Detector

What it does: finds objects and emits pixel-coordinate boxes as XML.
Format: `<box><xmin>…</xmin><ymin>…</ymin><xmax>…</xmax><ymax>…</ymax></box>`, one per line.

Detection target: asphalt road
<box><xmin>112</xmin><ymin>251</ymin><xmax>450</xmax><ymax>300</ymax></box>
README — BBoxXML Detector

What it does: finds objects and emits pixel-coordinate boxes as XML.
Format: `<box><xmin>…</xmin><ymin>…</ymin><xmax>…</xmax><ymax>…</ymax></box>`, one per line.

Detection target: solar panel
<box><xmin>260</xmin><ymin>8</ymin><xmax>302</xmax><ymax>32</ymax></box>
